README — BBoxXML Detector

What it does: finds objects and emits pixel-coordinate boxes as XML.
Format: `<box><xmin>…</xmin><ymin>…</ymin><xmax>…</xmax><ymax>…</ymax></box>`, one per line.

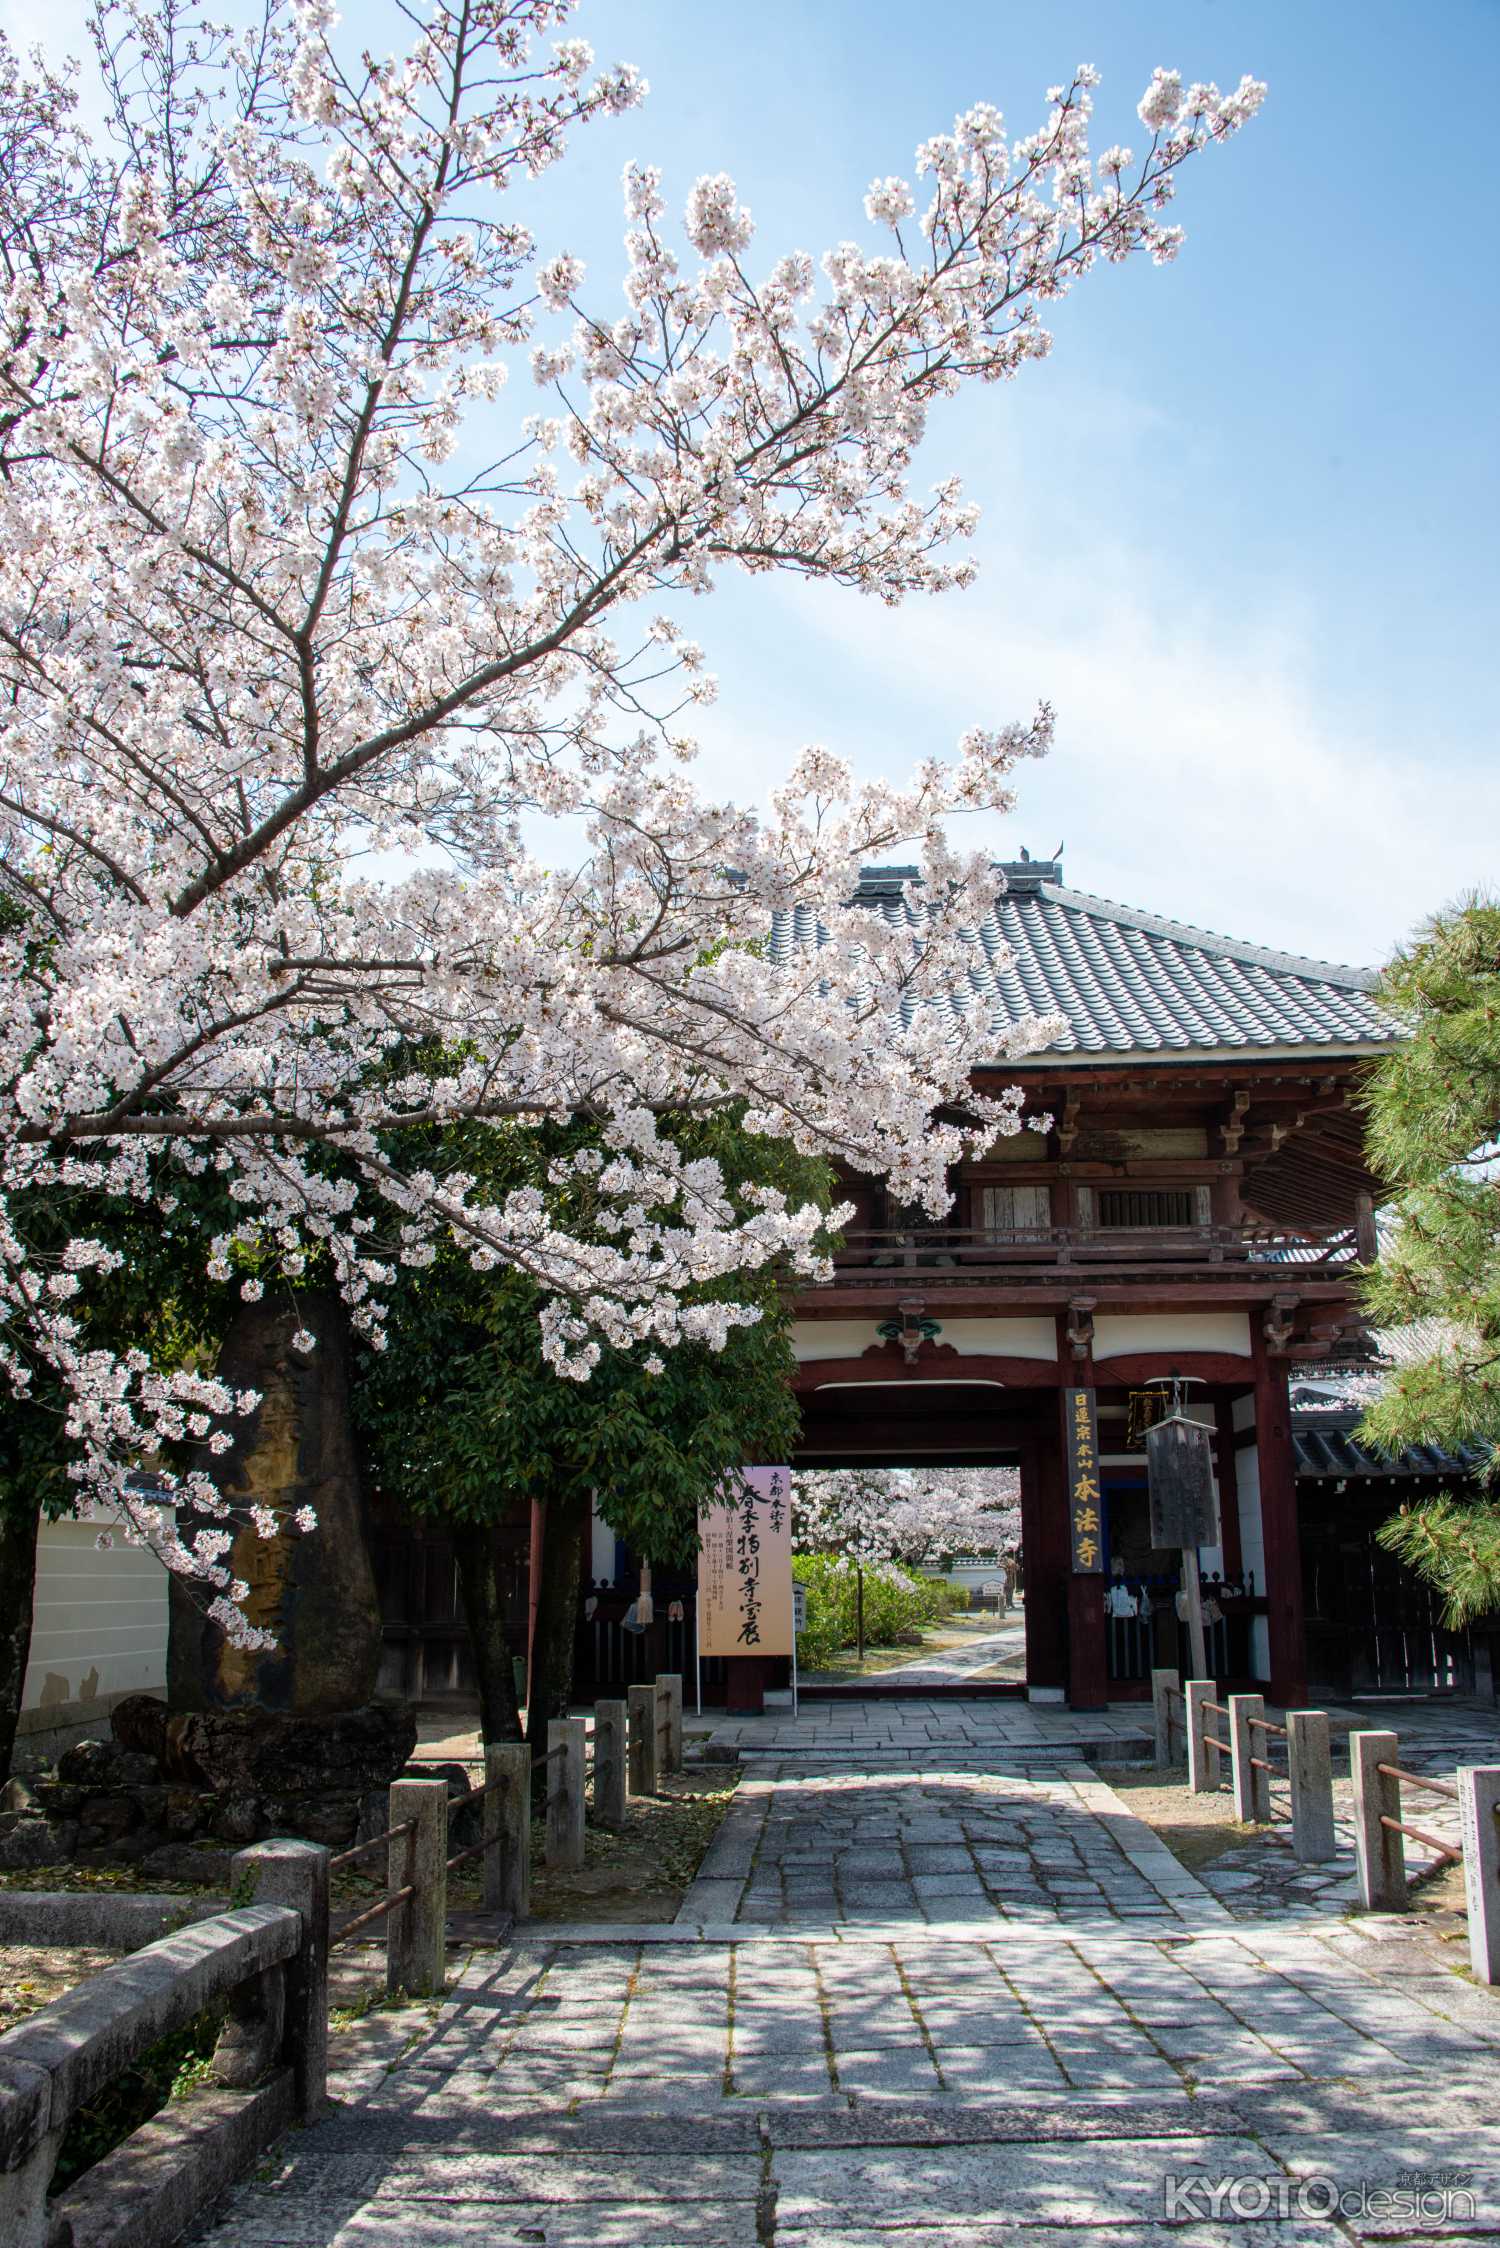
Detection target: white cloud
<box><xmin>689</xmin><ymin>537</ymin><xmax>1493</xmax><ymax>970</ymax></box>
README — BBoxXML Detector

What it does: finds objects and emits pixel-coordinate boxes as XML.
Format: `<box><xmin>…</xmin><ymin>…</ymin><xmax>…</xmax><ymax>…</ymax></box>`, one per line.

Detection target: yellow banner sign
<box><xmin>1064</xmin><ymin>1386</ymin><xmax>1103</xmax><ymax>1573</ymax></box>
<box><xmin>697</xmin><ymin>1466</ymin><xmax>794</xmax><ymax>1657</ymax></box>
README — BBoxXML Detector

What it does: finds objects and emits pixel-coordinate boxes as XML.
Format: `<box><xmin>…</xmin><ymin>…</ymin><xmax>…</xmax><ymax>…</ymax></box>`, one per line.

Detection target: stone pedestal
<box><xmin>168</xmin><ymin>1294</ymin><xmax>382</xmax><ymax>1716</ymax></box>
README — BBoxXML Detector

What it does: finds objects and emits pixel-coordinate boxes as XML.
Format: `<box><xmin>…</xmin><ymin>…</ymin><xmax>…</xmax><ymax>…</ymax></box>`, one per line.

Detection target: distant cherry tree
<box><xmin>0</xmin><ymin>0</ymin><xmax>1261</xmax><ymax>1641</ymax></box>
<box><xmin>794</xmin><ymin>1465</ymin><xmax>1021</xmax><ymax>1656</ymax></box>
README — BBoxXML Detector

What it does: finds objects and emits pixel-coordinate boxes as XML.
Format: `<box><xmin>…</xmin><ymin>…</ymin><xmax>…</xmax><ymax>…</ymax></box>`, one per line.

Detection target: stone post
<box><xmin>483</xmin><ymin>1743</ymin><xmax>530</xmax><ymax>1917</ymax></box>
<box><xmin>628</xmin><ymin>1683</ymin><xmax>657</xmax><ymax>1797</ymax></box>
<box><xmin>594</xmin><ymin>1701</ymin><xmax>627</xmax><ymax>1829</ymax></box>
<box><xmin>656</xmin><ymin>1674</ymin><xmax>683</xmax><ymax>1775</ymax></box>
<box><xmin>1351</xmin><ymin>1729</ymin><xmax>1406</xmax><ymax>1912</ymax></box>
<box><xmin>1151</xmin><ymin>1668</ymin><xmax>1179</xmax><ymax>1770</ymax></box>
<box><xmin>1229</xmin><ymin>1693</ymin><xmax>1269</xmax><ymax>1824</ymax></box>
<box><xmin>228</xmin><ymin>1838</ymin><xmax>330</xmax><ymax>2119</ymax></box>
<box><xmin>1459</xmin><ymin>1765</ymin><xmax>1500</xmax><ymax>1985</ymax></box>
<box><xmin>1185</xmin><ymin>1679</ymin><xmax>1220</xmax><ymax>1794</ymax></box>
<box><xmin>0</xmin><ymin>2057</ymin><xmax>56</xmax><ymax>2248</ymax></box>
<box><xmin>387</xmin><ymin>1777</ymin><xmax>448</xmax><ymax>1996</ymax></box>
<box><xmin>546</xmin><ymin>1718</ymin><xmax>586</xmax><ymax>1873</ymax></box>
<box><xmin>169</xmin><ymin>1294</ymin><xmax>382</xmax><ymax>1714</ymax></box>
<box><xmin>1288</xmin><ymin>1710</ymin><xmax>1336</xmax><ymax>1863</ymax></box>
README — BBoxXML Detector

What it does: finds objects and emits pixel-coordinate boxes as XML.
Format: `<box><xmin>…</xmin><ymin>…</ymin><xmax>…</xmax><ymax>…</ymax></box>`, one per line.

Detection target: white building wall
<box><xmin>20</xmin><ymin>1516</ymin><xmax>168</xmax><ymax>1739</ymax></box>
<box><xmin>1092</xmin><ymin>1312</ymin><xmax>1251</xmax><ymax>1363</ymax></box>
<box><xmin>791</xmin><ymin>1315</ymin><xmax>1058</xmax><ymax>1362</ymax></box>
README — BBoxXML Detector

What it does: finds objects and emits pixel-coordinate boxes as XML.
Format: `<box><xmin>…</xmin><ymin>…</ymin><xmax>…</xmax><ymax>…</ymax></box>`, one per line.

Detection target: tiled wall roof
<box><xmin>774</xmin><ymin>862</ymin><xmax>1398</xmax><ymax>1061</ymax></box>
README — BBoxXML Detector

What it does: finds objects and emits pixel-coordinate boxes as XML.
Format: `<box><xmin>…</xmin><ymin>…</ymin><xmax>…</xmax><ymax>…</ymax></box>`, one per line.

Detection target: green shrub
<box><xmin>793</xmin><ymin>1553</ymin><xmax>957</xmax><ymax>1668</ymax></box>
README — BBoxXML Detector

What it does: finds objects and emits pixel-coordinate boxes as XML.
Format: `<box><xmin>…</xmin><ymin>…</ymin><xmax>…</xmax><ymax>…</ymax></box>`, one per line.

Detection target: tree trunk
<box><xmin>856</xmin><ymin>1562</ymin><xmax>865</xmax><ymax>1665</ymax></box>
<box><xmin>450</xmin><ymin>1520</ymin><xmax>522</xmax><ymax>1744</ymax></box>
<box><xmin>0</xmin><ymin>1503</ymin><xmax>40</xmax><ymax>1783</ymax></box>
<box><xmin>169</xmin><ymin>1291</ymin><xmax>381</xmax><ymax>1713</ymax></box>
<box><xmin>525</xmin><ymin>1481</ymin><xmax>588</xmax><ymax>1757</ymax></box>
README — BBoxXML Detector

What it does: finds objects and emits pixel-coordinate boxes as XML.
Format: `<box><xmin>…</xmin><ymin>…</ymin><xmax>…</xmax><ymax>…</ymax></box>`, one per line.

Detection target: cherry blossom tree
<box><xmin>0</xmin><ymin>0</ymin><xmax>1263</xmax><ymax>1644</ymax></box>
<box><xmin>794</xmin><ymin>1465</ymin><xmax>1021</xmax><ymax>1656</ymax></box>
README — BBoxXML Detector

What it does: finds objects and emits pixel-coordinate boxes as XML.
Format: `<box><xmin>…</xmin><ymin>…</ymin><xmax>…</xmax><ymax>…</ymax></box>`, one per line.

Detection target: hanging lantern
<box><xmin>1126</xmin><ymin>1388</ymin><xmax>1170</xmax><ymax>1450</ymax></box>
<box><xmin>1146</xmin><ymin>1411</ymin><xmax>1219</xmax><ymax>1549</ymax></box>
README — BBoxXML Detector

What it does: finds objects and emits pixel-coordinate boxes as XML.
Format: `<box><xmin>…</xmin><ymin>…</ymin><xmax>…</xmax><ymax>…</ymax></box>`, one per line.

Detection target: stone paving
<box><xmin>676</xmin><ymin>1761</ymin><xmax>1216</xmax><ymax>1929</ymax></box>
<box><xmin>701</xmin><ymin>1695</ymin><xmax>1152</xmax><ymax>1766</ymax></box>
<box><xmin>845</xmin><ymin>1616</ymin><xmax>1026</xmax><ymax>1687</ymax></box>
<box><xmin>193</xmin><ymin>1702</ymin><xmax>1500</xmax><ymax>2247</ymax></box>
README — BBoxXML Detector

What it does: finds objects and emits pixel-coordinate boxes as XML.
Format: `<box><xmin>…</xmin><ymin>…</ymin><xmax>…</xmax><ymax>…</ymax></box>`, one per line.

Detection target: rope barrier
<box><xmin>444</xmin><ymin>1836</ymin><xmax>492</xmax><ymax>1877</ymax></box>
<box><xmin>328</xmin><ymin>1819</ymin><xmax>416</xmax><ymax>1876</ymax></box>
<box><xmin>1204</xmin><ymin>1733</ymin><xmax>1231</xmax><ymax>1756</ymax></box>
<box><xmin>329</xmin><ymin>1885</ymin><xmax>416</xmax><ymax>1949</ymax></box>
<box><xmin>442</xmin><ymin>1772</ymin><xmax>514</xmax><ymax>1826</ymax></box>
<box><xmin>1247</xmin><ymin>1714</ymin><xmax>1288</xmax><ymax>1739</ymax></box>
<box><xmin>1377</xmin><ymin>1762</ymin><xmax>1459</xmax><ymax>1804</ymax></box>
<box><xmin>1379</xmin><ymin>1813</ymin><xmax>1460</xmax><ymax>1865</ymax></box>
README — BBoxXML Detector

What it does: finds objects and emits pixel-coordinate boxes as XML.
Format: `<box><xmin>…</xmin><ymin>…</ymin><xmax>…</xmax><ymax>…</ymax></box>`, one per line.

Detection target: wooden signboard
<box><xmin>1063</xmin><ymin>1387</ymin><xmax>1103</xmax><ymax>1573</ymax></box>
<box><xmin>1146</xmin><ymin>1415</ymin><xmax>1220</xmax><ymax>1550</ymax></box>
<box><xmin>1145</xmin><ymin>1410</ymin><xmax>1218</xmax><ymax>1680</ymax></box>
<box><xmin>697</xmin><ymin>1466</ymin><xmax>794</xmax><ymax>1658</ymax></box>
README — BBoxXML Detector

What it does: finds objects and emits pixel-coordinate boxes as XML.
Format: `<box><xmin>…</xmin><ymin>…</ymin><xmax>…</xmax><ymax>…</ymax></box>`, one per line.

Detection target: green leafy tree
<box><xmin>1362</xmin><ymin>897</ymin><xmax>1500</xmax><ymax>1623</ymax></box>
<box><xmin>353</xmin><ymin>1110</ymin><xmax>831</xmax><ymax>1744</ymax></box>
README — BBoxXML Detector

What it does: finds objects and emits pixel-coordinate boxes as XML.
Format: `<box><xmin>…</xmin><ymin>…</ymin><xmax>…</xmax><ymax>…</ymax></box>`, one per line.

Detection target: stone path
<box><xmin>850</xmin><ymin>1616</ymin><xmax>1026</xmax><ymax>1687</ymax></box>
<box><xmin>675</xmin><ymin>1761</ymin><xmax>1213</xmax><ymax>1929</ymax></box>
<box><xmin>194</xmin><ymin>1706</ymin><xmax>1500</xmax><ymax>2247</ymax></box>
<box><xmin>701</xmin><ymin>1695</ymin><xmax>1151</xmax><ymax>1765</ymax></box>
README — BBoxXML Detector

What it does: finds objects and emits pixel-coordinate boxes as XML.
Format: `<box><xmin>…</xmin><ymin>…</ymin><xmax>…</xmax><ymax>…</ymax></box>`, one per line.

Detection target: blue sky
<box><xmin>6</xmin><ymin>0</ymin><xmax>1496</xmax><ymax>965</ymax></box>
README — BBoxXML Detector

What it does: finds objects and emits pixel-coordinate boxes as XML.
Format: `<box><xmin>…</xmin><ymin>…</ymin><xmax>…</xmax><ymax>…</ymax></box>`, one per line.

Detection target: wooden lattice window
<box><xmin>1093</xmin><ymin>1186</ymin><xmax>1210</xmax><ymax>1230</ymax></box>
<box><xmin>975</xmin><ymin>1184</ymin><xmax>1051</xmax><ymax>1237</ymax></box>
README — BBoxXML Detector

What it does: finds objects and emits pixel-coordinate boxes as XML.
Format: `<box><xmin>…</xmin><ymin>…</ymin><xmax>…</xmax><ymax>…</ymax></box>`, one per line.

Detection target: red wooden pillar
<box><xmin>1213</xmin><ymin>1399</ymin><xmax>1244</xmax><ymax>1580</ymax></box>
<box><xmin>1019</xmin><ymin>1434</ymin><xmax>1068</xmax><ymax>1694</ymax></box>
<box><xmin>724</xmin><ymin>1657</ymin><xmax>769</xmax><ymax>1714</ymax></box>
<box><xmin>1252</xmin><ymin>1327</ymin><xmax>1306</xmax><ymax>1709</ymax></box>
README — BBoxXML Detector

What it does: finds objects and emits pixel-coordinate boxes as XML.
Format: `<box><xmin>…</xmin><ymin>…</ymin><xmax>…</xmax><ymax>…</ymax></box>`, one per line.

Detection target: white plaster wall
<box><xmin>1092</xmin><ymin>1312</ymin><xmax>1252</xmax><ymax>1363</ymax></box>
<box><xmin>791</xmin><ymin>1316</ymin><xmax>1058</xmax><ymax>1362</ymax></box>
<box><xmin>791</xmin><ymin>1320</ymin><xmax>885</xmax><ymax>1362</ymax></box>
<box><xmin>942</xmin><ymin>1317</ymin><xmax>1058</xmax><ymax>1360</ymax></box>
<box><xmin>22</xmin><ymin>1517</ymin><xmax>168</xmax><ymax>1716</ymax></box>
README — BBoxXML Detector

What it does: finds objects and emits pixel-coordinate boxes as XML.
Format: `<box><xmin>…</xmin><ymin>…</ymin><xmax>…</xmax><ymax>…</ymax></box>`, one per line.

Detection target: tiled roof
<box><xmin>1294</xmin><ymin>1418</ymin><xmax>1486</xmax><ymax>1483</ymax></box>
<box><xmin>831</xmin><ymin>861</ymin><xmax>1398</xmax><ymax>1062</ymax></box>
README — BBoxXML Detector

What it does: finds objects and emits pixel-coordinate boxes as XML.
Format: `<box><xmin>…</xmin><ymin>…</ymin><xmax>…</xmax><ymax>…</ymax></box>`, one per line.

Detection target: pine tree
<box><xmin>1362</xmin><ymin>897</ymin><xmax>1500</xmax><ymax>1624</ymax></box>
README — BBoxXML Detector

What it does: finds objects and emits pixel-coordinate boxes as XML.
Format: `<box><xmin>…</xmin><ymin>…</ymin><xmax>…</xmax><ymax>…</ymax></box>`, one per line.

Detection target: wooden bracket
<box><xmin>875</xmin><ymin>1296</ymin><xmax>941</xmax><ymax>1367</ymax></box>
<box><xmin>1065</xmin><ymin>1298</ymin><xmax>1097</xmax><ymax>1362</ymax></box>
<box><xmin>1220</xmin><ymin>1087</ymin><xmax>1251</xmax><ymax>1157</ymax></box>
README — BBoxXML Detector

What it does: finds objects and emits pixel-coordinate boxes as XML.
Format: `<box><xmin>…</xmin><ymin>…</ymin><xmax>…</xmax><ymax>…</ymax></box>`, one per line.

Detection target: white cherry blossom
<box><xmin>0</xmin><ymin>1</ymin><xmax>1260</xmax><ymax>1640</ymax></box>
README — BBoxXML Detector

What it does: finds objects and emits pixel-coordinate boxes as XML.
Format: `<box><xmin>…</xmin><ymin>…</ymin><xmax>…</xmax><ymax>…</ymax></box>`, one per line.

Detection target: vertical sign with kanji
<box><xmin>1064</xmin><ymin>1387</ymin><xmax>1103</xmax><ymax>1572</ymax></box>
<box><xmin>697</xmin><ymin>1465</ymin><xmax>794</xmax><ymax>1656</ymax></box>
